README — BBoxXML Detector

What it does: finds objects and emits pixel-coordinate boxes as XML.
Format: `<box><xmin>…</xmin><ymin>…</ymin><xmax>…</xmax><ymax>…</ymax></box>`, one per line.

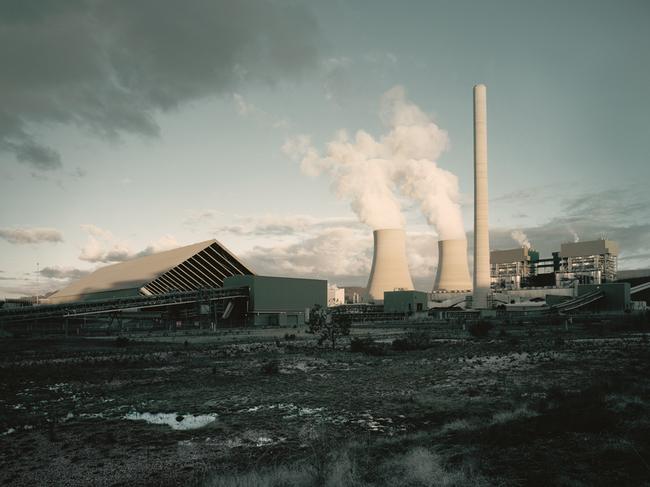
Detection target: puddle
<box><xmin>124</xmin><ymin>412</ymin><xmax>217</xmax><ymax>430</ymax></box>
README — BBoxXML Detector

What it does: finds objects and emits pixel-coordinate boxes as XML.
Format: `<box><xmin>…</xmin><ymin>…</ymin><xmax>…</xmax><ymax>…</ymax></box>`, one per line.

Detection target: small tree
<box><xmin>308</xmin><ymin>304</ymin><xmax>351</xmax><ymax>349</ymax></box>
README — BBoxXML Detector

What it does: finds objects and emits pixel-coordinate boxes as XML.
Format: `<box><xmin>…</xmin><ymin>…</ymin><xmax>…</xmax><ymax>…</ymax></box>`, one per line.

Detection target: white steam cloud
<box><xmin>511</xmin><ymin>229</ymin><xmax>531</xmax><ymax>249</ymax></box>
<box><xmin>283</xmin><ymin>86</ymin><xmax>465</xmax><ymax>239</ymax></box>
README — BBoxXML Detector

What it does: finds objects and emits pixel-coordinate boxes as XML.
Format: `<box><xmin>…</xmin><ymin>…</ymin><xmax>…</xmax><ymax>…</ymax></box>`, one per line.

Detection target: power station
<box><xmin>2</xmin><ymin>84</ymin><xmax>649</xmax><ymax>330</ymax></box>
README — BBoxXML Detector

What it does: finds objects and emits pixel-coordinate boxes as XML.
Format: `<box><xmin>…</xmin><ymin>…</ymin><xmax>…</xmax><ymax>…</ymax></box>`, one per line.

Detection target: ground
<box><xmin>1</xmin><ymin>323</ymin><xmax>649</xmax><ymax>486</ymax></box>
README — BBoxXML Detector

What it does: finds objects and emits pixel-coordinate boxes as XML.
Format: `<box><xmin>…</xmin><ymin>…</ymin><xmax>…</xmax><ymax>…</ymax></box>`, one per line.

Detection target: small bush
<box><xmin>350</xmin><ymin>336</ymin><xmax>386</xmax><ymax>356</ymax></box>
<box><xmin>284</xmin><ymin>333</ymin><xmax>296</xmax><ymax>341</ymax></box>
<box><xmin>392</xmin><ymin>332</ymin><xmax>434</xmax><ymax>351</ymax></box>
<box><xmin>261</xmin><ymin>360</ymin><xmax>280</xmax><ymax>375</ymax></box>
<box><xmin>114</xmin><ymin>336</ymin><xmax>129</xmax><ymax>347</ymax></box>
<box><xmin>468</xmin><ymin>321</ymin><xmax>493</xmax><ymax>338</ymax></box>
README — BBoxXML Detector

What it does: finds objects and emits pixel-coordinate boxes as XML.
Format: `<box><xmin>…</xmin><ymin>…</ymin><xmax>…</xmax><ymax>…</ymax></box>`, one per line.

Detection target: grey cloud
<box><xmin>39</xmin><ymin>266</ymin><xmax>91</xmax><ymax>280</ymax></box>
<box><xmin>212</xmin><ymin>215</ymin><xmax>362</xmax><ymax>237</ymax></box>
<box><xmin>0</xmin><ymin>227</ymin><xmax>63</xmax><ymax>244</ymax></box>
<box><xmin>0</xmin><ymin>0</ymin><xmax>320</xmax><ymax>170</ymax></box>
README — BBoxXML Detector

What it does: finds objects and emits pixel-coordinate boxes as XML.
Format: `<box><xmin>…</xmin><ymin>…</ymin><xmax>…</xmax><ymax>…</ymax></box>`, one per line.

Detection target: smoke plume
<box><xmin>283</xmin><ymin>86</ymin><xmax>465</xmax><ymax>238</ymax></box>
<box><xmin>511</xmin><ymin>229</ymin><xmax>531</xmax><ymax>248</ymax></box>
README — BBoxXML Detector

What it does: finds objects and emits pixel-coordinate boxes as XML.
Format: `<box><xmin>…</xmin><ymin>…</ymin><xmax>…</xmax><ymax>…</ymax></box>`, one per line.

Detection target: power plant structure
<box><xmin>491</xmin><ymin>239</ymin><xmax>619</xmax><ymax>291</ymax></box>
<box><xmin>433</xmin><ymin>239</ymin><xmax>472</xmax><ymax>292</ymax></box>
<box><xmin>366</xmin><ymin>228</ymin><xmax>414</xmax><ymax>302</ymax></box>
<box><xmin>3</xmin><ymin>84</ymin><xmax>649</xmax><ymax>332</ymax></box>
<box><xmin>472</xmin><ymin>83</ymin><xmax>491</xmax><ymax>309</ymax></box>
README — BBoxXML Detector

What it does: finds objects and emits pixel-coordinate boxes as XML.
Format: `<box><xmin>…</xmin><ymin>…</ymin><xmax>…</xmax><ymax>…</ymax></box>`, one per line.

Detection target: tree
<box><xmin>308</xmin><ymin>304</ymin><xmax>351</xmax><ymax>349</ymax></box>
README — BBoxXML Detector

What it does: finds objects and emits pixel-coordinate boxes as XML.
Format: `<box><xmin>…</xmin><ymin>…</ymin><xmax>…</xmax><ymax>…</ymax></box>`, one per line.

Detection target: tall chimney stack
<box><xmin>473</xmin><ymin>84</ymin><xmax>490</xmax><ymax>308</ymax></box>
<box><xmin>366</xmin><ymin>228</ymin><xmax>414</xmax><ymax>302</ymax></box>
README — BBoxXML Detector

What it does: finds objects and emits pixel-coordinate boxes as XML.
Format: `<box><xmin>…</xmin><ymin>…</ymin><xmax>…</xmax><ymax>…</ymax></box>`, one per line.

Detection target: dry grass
<box><xmin>204</xmin><ymin>445</ymin><xmax>487</xmax><ymax>487</ymax></box>
<box><xmin>490</xmin><ymin>406</ymin><xmax>538</xmax><ymax>425</ymax></box>
<box><xmin>439</xmin><ymin>418</ymin><xmax>475</xmax><ymax>435</ymax></box>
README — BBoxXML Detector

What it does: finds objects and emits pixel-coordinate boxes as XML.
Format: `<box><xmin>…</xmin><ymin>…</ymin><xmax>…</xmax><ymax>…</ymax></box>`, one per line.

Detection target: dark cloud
<box><xmin>0</xmin><ymin>0</ymin><xmax>320</xmax><ymax>170</ymax></box>
<box><xmin>0</xmin><ymin>227</ymin><xmax>63</xmax><ymax>244</ymax></box>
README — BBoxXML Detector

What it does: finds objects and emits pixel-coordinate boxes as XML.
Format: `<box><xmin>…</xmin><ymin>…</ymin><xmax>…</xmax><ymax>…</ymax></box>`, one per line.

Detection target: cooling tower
<box><xmin>473</xmin><ymin>84</ymin><xmax>491</xmax><ymax>308</ymax></box>
<box><xmin>433</xmin><ymin>239</ymin><xmax>472</xmax><ymax>292</ymax></box>
<box><xmin>366</xmin><ymin>228</ymin><xmax>414</xmax><ymax>302</ymax></box>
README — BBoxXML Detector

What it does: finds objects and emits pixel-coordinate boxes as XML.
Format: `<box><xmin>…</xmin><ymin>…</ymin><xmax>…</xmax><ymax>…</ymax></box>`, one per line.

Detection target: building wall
<box><xmin>327</xmin><ymin>285</ymin><xmax>345</xmax><ymax>306</ymax></box>
<box><xmin>578</xmin><ymin>283</ymin><xmax>631</xmax><ymax>313</ymax></box>
<box><xmin>560</xmin><ymin>240</ymin><xmax>618</xmax><ymax>258</ymax></box>
<box><xmin>223</xmin><ymin>275</ymin><xmax>327</xmax><ymax>325</ymax></box>
<box><xmin>384</xmin><ymin>290</ymin><xmax>428</xmax><ymax>314</ymax></box>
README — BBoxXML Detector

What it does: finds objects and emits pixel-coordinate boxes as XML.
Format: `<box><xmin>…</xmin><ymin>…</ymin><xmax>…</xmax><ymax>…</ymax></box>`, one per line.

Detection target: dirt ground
<box><xmin>1</xmin><ymin>323</ymin><xmax>649</xmax><ymax>486</ymax></box>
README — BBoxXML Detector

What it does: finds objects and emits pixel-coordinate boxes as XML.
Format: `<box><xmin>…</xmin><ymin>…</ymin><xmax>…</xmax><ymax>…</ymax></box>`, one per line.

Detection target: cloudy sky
<box><xmin>1</xmin><ymin>0</ymin><xmax>649</xmax><ymax>298</ymax></box>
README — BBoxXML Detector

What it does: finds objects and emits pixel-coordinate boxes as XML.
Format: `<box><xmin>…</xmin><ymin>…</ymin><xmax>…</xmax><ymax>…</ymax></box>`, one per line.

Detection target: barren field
<box><xmin>1</xmin><ymin>324</ymin><xmax>649</xmax><ymax>486</ymax></box>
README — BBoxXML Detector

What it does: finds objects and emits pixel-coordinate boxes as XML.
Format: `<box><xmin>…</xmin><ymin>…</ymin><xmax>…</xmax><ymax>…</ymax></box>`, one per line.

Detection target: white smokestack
<box><xmin>433</xmin><ymin>239</ymin><xmax>472</xmax><ymax>292</ymax></box>
<box><xmin>473</xmin><ymin>84</ymin><xmax>490</xmax><ymax>308</ymax></box>
<box><xmin>366</xmin><ymin>228</ymin><xmax>414</xmax><ymax>302</ymax></box>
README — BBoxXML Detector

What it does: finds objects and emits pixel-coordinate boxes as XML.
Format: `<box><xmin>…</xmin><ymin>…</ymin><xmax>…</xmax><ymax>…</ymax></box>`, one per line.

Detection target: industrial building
<box><xmin>384</xmin><ymin>290</ymin><xmax>428</xmax><ymax>315</ymax></box>
<box><xmin>224</xmin><ymin>275</ymin><xmax>326</xmax><ymax>326</ymax></box>
<box><xmin>559</xmin><ymin>240</ymin><xmax>618</xmax><ymax>284</ymax></box>
<box><xmin>490</xmin><ymin>247</ymin><xmax>539</xmax><ymax>289</ymax></box>
<box><xmin>327</xmin><ymin>284</ymin><xmax>345</xmax><ymax>307</ymax></box>
<box><xmin>15</xmin><ymin>240</ymin><xmax>327</xmax><ymax>330</ymax></box>
<box><xmin>490</xmin><ymin>239</ymin><xmax>618</xmax><ymax>291</ymax></box>
<box><xmin>48</xmin><ymin>239</ymin><xmax>254</xmax><ymax>304</ymax></box>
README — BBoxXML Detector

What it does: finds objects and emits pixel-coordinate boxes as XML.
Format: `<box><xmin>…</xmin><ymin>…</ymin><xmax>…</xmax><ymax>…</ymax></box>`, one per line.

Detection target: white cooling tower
<box><xmin>473</xmin><ymin>84</ymin><xmax>491</xmax><ymax>308</ymax></box>
<box><xmin>366</xmin><ymin>228</ymin><xmax>414</xmax><ymax>302</ymax></box>
<box><xmin>433</xmin><ymin>239</ymin><xmax>472</xmax><ymax>292</ymax></box>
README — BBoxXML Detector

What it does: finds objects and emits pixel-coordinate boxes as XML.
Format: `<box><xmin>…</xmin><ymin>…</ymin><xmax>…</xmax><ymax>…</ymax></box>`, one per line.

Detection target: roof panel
<box><xmin>49</xmin><ymin>239</ymin><xmax>253</xmax><ymax>303</ymax></box>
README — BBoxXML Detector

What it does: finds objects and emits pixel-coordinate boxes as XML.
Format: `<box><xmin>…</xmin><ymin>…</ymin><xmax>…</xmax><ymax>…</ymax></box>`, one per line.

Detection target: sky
<box><xmin>1</xmin><ymin>0</ymin><xmax>649</xmax><ymax>298</ymax></box>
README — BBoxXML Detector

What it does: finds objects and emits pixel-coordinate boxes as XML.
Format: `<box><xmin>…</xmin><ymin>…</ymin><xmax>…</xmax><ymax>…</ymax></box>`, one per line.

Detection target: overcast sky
<box><xmin>1</xmin><ymin>0</ymin><xmax>649</xmax><ymax>297</ymax></box>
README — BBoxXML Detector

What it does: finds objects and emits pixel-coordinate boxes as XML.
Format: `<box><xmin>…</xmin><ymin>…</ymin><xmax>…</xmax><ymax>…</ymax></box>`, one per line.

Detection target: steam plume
<box><xmin>283</xmin><ymin>86</ymin><xmax>465</xmax><ymax>238</ymax></box>
<box><xmin>511</xmin><ymin>229</ymin><xmax>531</xmax><ymax>249</ymax></box>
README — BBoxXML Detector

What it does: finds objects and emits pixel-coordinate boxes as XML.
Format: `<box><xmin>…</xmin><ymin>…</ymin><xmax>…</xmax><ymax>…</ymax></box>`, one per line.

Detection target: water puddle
<box><xmin>124</xmin><ymin>412</ymin><xmax>217</xmax><ymax>430</ymax></box>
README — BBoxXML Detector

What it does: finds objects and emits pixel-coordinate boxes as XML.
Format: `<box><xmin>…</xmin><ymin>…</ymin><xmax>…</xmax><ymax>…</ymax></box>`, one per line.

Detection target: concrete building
<box><xmin>48</xmin><ymin>239</ymin><xmax>254</xmax><ymax>304</ymax></box>
<box><xmin>577</xmin><ymin>282</ymin><xmax>631</xmax><ymax>314</ymax></box>
<box><xmin>327</xmin><ymin>284</ymin><xmax>345</xmax><ymax>306</ymax></box>
<box><xmin>366</xmin><ymin>229</ymin><xmax>414</xmax><ymax>303</ymax></box>
<box><xmin>384</xmin><ymin>290</ymin><xmax>428</xmax><ymax>315</ymax></box>
<box><xmin>490</xmin><ymin>247</ymin><xmax>539</xmax><ymax>289</ymax></box>
<box><xmin>559</xmin><ymin>239</ymin><xmax>618</xmax><ymax>284</ymax></box>
<box><xmin>224</xmin><ymin>275</ymin><xmax>326</xmax><ymax>326</ymax></box>
<box><xmin>343</xmin><ymin>286</ymin><xmax>365</xmax><ymax>304</ymax></box>
<box><xmin>433</xmin><ymin>239</ymin><xmax>472</xmax><ymax>292</ymax></box>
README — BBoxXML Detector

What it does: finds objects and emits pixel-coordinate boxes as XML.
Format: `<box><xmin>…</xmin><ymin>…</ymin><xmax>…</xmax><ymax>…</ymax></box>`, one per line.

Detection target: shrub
<box><xmin>114</xmin><ymin>336</ymin><xmax>129</xmax><ymax>347</ymax></box>
<box><xmin>261</xmin><ymin>360</ymin><xmax>280</xmax><ymax>375</ymax></box>
<box><xmin>392</xmin><ymin>331</ymin><xmax>434</xmax><ymax>351</ymax></box>
<box><xmin>467</xmin><ymin>321</ymin><xmax>493</xmax><ymax>338</ymax></box>
<box><xmin>284</xmin><ymin>333</ymin><xmax>296</xmax><ymax>341</ymax></box>
<box><xmin>308</xmin><ymin>305</ymin><xmax>351</xmax><ymax>349</ymax></box>
<box><xmin>350</xmin><ymin>336</ymin><xmax>385</xmax><ymax>356</ymax></box>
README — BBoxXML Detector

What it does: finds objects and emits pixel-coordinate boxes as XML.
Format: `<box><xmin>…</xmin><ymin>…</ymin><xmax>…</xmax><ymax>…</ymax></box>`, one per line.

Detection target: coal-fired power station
<box><xmin>433</xmin><ymin>239</ymin><xmax>472</xmax><ymax>292</ymax></box>
<box><xmin>366</xmin><ymin>229</ymin><xmax>414</xmax><ymax>302</ymax></box>
<box><xmin>472</xmin><ymin>83</ymin><xmax>491</xmax><ymax>308</ymax></box>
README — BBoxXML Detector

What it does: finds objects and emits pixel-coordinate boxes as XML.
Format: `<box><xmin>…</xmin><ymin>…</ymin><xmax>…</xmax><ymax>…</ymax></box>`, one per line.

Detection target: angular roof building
<box><xmin>48</xmin><ymin>239</ymin><xmax>255</xmax><ymax>304</ymax></box>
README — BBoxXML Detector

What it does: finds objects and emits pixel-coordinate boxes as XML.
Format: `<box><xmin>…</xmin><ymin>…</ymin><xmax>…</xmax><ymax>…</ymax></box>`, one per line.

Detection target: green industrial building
<box><xmin>383</xmin><ymin>290</ymin><xmax>429</xmax><ymax>315</ymax></box>
<box><xmin>224</xmin><ymin>275</ymin><xmax>327</xmax><ymax>326</ymax></box>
